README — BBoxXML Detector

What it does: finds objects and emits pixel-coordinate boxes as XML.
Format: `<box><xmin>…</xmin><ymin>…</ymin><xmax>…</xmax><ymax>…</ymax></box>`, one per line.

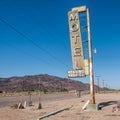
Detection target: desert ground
<box><xmin>0</xmin><ymin>92</ymin><xmax>120</xmax><ymax>120</ymax></box>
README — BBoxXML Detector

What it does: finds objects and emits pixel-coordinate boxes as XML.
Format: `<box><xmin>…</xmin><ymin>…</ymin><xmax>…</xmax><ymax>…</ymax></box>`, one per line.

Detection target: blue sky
<box><xmin>0</xmin><ymin>0</ymin><xmax>120</xmax><ymax>89</ymax></box>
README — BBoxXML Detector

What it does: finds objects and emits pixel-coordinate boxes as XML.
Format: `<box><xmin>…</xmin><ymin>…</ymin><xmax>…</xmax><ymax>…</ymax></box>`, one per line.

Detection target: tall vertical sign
<box><xmin>67</xmin><ymin>6</ymin><xmax>95</xmax><ymax>104</ymax></box>
<box><xmin>68</xmin><ymin>11</ymin><xmax>85</xmax><ymax>70</ymax></box>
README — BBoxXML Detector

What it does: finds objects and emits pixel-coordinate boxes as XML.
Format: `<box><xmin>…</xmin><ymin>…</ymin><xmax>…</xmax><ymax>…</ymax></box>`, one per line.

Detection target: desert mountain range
<box><xmin>0</xmin><ymin>74</ymin><xmax>101</xmax><ymax>92</ymax></box>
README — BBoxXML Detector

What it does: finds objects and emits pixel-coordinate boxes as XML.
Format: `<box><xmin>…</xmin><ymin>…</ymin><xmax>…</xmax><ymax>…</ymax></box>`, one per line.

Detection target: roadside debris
<box><xmin>112</xmin><ymin>102</ymin><xmax>120</xmax><ymax>112</ymax></box>
<box><xmin>37</xmin><ymin>106</ymin><xmax>72</xmax><ymax>120</ymax></box>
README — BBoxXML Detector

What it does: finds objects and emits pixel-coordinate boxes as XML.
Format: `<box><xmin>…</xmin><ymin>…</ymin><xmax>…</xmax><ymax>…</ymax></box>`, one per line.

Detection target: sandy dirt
<box><xmin>0</xmin><ymin>92</ymin><xmax>120</xmax><ymax>120</ymax></box>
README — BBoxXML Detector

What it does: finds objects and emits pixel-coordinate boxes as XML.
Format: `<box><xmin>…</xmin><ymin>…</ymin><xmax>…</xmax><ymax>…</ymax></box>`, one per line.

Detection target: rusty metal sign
<box><xmin>68</xmin><ymin>10</ymin><xmax>85</xmax><ymax>70</ymax></box>
<box><xmin>68</xmin><ymin>70</ymin><xmax>86</xmax><ymax>78</ymax></box>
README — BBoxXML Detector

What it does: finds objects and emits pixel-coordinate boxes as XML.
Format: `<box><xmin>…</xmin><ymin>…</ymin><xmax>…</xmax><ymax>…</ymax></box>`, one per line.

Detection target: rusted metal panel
<box><xmin>72</xmin><ymin>6</ymin><xmax>86</xmax><ymax>12</ymax></box>
<box><xmin>68</xmin><ymin>69</ymin><xmax>86</xmax><ymax>78</ymax></box>
<box><xmin>68</xmin><ymin>10</ymin><xmax>85</xmax><ymax>70</ymax></box>
<box><xmin>84</xmin><ymin>59</ymin><xmax>89</xmax><ymax>75</ymax></box>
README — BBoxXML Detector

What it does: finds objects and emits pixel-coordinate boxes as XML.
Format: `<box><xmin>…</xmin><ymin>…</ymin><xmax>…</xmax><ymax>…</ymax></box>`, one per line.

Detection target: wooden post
<box><xmin>38</xmin><ymin>78</ymin><xmax>42</xmax><ymax>109</ymax></box>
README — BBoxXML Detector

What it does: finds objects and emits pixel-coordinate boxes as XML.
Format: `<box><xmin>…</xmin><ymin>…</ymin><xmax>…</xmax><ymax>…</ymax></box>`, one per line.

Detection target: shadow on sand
<box><xmin>98</xmin><ymin>101</ymin><xmax>117</xmax><ymax>110</ymax></box>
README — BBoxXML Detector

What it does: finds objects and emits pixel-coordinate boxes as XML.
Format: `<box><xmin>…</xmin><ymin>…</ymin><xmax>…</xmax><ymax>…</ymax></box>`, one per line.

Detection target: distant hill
<box><xmin>0</xmin><ymin>74</ymin><xmax>100</xmax><ymax>92</ymax></box>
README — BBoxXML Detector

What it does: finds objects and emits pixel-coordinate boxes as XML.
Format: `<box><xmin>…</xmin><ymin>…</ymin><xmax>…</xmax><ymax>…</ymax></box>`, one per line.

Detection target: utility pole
<box><xmin>21</xmin><ymin>80</ymin><xmax>25</xmax><ymax>103</ymax></box>
<box><xmin>87</xmin><ymin>8</ymin><xmax>95</xmax><ymax>104</ymax></box>
<box><xmin>103</xmin><ymin>80</ymin><xmax>104</xmax><ymax>93</ymax></box>
<box><xmin>38</xmin><ymin>78</ymin><xmax>42</xmax><ymax>109</ymax></box>
<box><xmin>103</xmin><ymin>80</ymin><xmax>104</xmax><ymax>88</ymax></box>
<box><xmin>96</xmin><ymin>76</ymin><xmax>100</xmax><ymax>93</ymax></box>
<box><xmin>106</xmin><ymin>83</ymin><xmax>108</xmax><ymax>91</ymax></box>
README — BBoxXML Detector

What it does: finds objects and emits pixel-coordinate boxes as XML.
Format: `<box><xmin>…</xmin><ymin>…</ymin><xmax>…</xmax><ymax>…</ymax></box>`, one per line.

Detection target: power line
<box><xmin>4</xmin><ymin>42</ymin><xmax>51</xmax><ymax>65</ymax></box>
<box><xmin>0</xmin><ymin>17</ymin><xmax>70</xmax><ymax>69</ymax></box>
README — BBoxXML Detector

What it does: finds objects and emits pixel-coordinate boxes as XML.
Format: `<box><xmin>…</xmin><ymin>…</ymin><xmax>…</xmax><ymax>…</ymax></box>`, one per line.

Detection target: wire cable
<box><xmin>4</xmin><ymin>42</ymin><xmax>51</xmax><ymax>65</ymax></box>
<box><xmin>0</xmin><ymin>17</ymin><xmax>70</xmax><ymax>69</ymax></box>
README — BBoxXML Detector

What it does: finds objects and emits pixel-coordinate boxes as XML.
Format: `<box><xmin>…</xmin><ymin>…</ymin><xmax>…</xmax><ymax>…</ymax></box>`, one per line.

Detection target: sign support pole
<box><xmin>87</xmin><ymin>8</ymin><xmax>95</xmax><ymax>104</ymax></box>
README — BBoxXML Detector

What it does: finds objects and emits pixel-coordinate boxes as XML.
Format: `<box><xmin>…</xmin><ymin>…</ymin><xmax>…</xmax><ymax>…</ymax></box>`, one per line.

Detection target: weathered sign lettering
<box><xmin>68</xmin><ymin>10</ymin><xmax>84</xmax><ymax>70</ymax></box>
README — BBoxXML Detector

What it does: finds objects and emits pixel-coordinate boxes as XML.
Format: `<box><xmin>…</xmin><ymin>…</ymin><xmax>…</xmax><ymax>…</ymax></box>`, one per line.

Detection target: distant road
<box><xmin>0</xmin><ymin>93</ymin><xmax>77</xmax><ymax>108</ymax></box>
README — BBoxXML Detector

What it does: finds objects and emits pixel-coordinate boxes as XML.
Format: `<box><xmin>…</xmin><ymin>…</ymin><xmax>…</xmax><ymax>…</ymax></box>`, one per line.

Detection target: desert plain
<box><xmin>0</xmin><ymin>92</ymin><xmax>120</xmax><ymax>120</ymax></box>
